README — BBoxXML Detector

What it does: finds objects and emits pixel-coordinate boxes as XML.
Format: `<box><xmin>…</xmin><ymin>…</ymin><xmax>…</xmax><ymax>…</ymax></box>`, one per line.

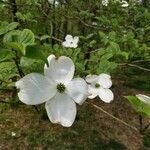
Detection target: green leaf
<box><xmin>0</xmin><ymin>62</ymin><xmax>17</xmax><ymax>81</ymax></box>
<box><xmin>100</xmin><ymin>52</ymin><xmax>114</xmax><ymax>60</ymax></box>
<box><xmin>25</xmin><ymin>45</ymin><xmax>47</xmax><ymax>62</ymax></box>
<box><xmin>89</xmin><ymin>40</ymin><xmax>96</xmax><ymax>47</ymax></box>
<box><xmin>20</xmin><ymin>57</ymin><xmax>44</xmax><ymax>73</ymax></box>
<box><xmin>98</xmin><ymin>31</ymin><xmax>106</xmax><ymax>38</ymax></box>
<box><xmin>72</xmin><ymin>48</ymin><xmax>81</xmax><ymax>62</ymax></box>
<box><xmin>19</xmin><ymin>29</ymin><xmax>35</xmax><ymax>45</ymax></box>
<box><xmin>3</xmin><ymin>29</ymin><xmax>35</xmax><ymax>55</ymax></box>
<box><xmin>0</xmin><ymin>21</ymin><xmax>19</xmax><ymax>35</ymax></box>
<box><xmin>118</xmin><ymin>51</ymin><xmax>129</xmax><ymax>60</ymax></box>
<box><xmin>75</xmin><ymin>62</ymin><xmax>85</xmax><ymax>72</ymax></box>
<box><xmin>98</xmin><ymin>60</ymin><xmax>117</xmax><ymax>74</ymax></box>
<box><xmin>0</xmin><ymin>49</ymin><xmax>14</xmax><ymax>62</ymax></box>
<box><xmin>125</xmin><ymin>96</ymin><xmax>150</xmax><ymax>117</ymax></box>
<box><xmin>40</xmin><ymin>35</ymin><xmax>50</xmax><ymax>41</ymax></box>
<box><xmin>16</xmin><ymin>12</ymin><xmax>26</xmax><ymax>21</ymax></box>
<box><xmin>86</xmin><ymin>33</ymin><xmax>94</xmax><ymax>39</ymax></box>
<box><xmin>108</xmin><ymin>42</ymin><xmax>120</xmax><ymax>53</ymax></box>
<box><xmin>109</xmin><ymin>31</ymin><xmax>117</xmax><ymax>41</ymax></box>
<box><xmin>6</xmin><ymin>22</ymin><xmax>19</xmax><ymax>32</ymax></box>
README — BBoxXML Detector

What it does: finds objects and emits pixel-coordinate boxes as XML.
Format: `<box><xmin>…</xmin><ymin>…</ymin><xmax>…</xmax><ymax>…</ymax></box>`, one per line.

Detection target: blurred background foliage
<box><xmin>0</xmin><ymin>1</ymin><xmax>150</xmax><ymax>149</ymax></box>
<box><xmin>0</xmin><ymin>0</ymin><xmax>150</xmax><ymax>87</ymax></box>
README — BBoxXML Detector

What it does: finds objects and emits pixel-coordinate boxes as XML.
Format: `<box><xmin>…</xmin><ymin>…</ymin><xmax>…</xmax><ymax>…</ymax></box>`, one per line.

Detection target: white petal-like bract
<box><xmin>98</xmin><ymin>73</ymin><xmax>112</xmax><ymax>88</ymax></box>
<box><xmin>45</xmin><ymin>93</ymin><xmax>76</xmax><ymax>127</ymax></box>
<box><xmin>66</xmin><ymin>78</ymin><xmax>88</xmax><ymax>105</ymax></box>
<box><xmin>16</xmin><ymin>73</ymin><xmax>56</xmax><ymax>105</ymax></box>
<box><xmin>85</xmin><ymin>74</ymin><xmax>98</xmax><ymax>83</ymax></box>
<box><xmin>98</xmin><ymin>88</ymin><xmax>114</xmax><ymax>103</ymax></box>
<box><xmin>136</xmin><ymin>94</ymin><xmax>150</xmax><ymax>105</ymax></box>
<box><xmin>87</xmin><ymin>85</ymin><xmax>99</xmax><ymax>99</ymax></box>
<box><xmin>65</xmin><ymin>35</ymin><xmax>73</xmax><ymax>42</ymax></box>
<box><xmin>102</xmin><ymin>0</ymin><xmax>109</xmax><ymax>6</ymax></box>
<box><xmin>48</xmin><ymin>0</ymin><xmax>59</xmax><ymax>5</ymax></box>
<box><xmin>44</xmin><ymin>55</ymin><xmax>75</xmax><ymax>84</ymax></box>
<box><xmin>121</xmin><ymin>0</ymin><xmax>129</xmax><ymax>7</ymax></box>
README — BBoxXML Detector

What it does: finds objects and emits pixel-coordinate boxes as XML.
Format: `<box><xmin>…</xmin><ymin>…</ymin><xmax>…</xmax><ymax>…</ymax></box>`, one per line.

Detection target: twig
<box><xmin>13</xmin><ymin>58</ymin><xmax>24</xmax><ymax>78</ymax></box>
<box><xmin>9</xmin><ymin>0</ymin><xmax>18</xmax><ymax>22</ymax></box>
<box><xmin>131</xmin><ymin>60</ymin><xmax>150</xmax><ymax>64</ymax></box>
<box><xmin>89</xmin><ymin>48</ymin><xmax>101</xmax><ymax>53</ymax></box>
<box><xmin>128</xmin><ymin>64</ymin><xmax>150</xmax><ymax>72</ymax></box>
<box><xmin>13</xmin><ymin>50</ymin><xmax>24</xmax><ymax>78</ymax></box>
<box><xmin>88</xmin><ymin>102</ymin><xmax>138</xmax><ymax>132</ymax></box>
<box><xmin>139</xmin><ymin>115</ymin><xmax>143</xmax><ymax>133</ymax></box>
<box><xmin>119</xmin><ymin>63</ymin><xmax>150</xmax><ymax>72</ymax></box>
<box><xmin>51</xmin><ymin>36</ymin><xmax>63</xmax><ymax>43</ymax></box>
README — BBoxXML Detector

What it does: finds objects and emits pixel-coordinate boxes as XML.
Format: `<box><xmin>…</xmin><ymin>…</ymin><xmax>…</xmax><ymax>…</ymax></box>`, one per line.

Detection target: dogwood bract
<box><xmin>86</xmin><ymin>74</ymin><xmax>114</xmax><ymax>103</ymax></box>
<box><xmin>62</xmin><ymin>35</ymin><xmax>79</xmax><ymax>48</ymax></box>
<box><xmin>16</xmin><ymin>55</ymin><xmax>88</xmax><ymax>127</ymax></box>
<box><xmin>102</xmin><ymin>0</ymin><xmax>109</xmax><ymax>6</ymax></box>
<box><xmin>136</xmin><ymin>94</ymin><xmax>150</xmax><ymax>105</ymax></box>
<box><xmin>48</xmin><ymin>0</ymin><xmax>59</xmax><ymax>5</ymax></box>
<box><xmin>121</xmin><ymin>0</ymin><xmax>129</xmax><ymax>7</ymax></box>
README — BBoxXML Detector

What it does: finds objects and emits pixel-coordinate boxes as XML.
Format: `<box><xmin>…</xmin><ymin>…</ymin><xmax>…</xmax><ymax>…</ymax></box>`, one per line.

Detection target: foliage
<box><xmin>0</xmin><ymin>0</ymin><xmax>150</xmax><ymax>142</ymax></box>
<box><xmin>3</xmin><ymin>29</ymin><xmax>35</xmax><ymax>55</ymax></box>
<box><xmin>125</xmin><ymin>96</ymin><xmax>150</xmax><ymax>117</ymax></box>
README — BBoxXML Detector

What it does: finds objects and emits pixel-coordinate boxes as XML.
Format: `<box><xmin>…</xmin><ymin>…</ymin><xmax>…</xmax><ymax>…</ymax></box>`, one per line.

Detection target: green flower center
<box><xmin>95</xmin><ymin>83</ymin><xmax>100</xmax><ymax>88</ymax></box>
<box><xmin>57</xmin><ymin>83</ymin><xmax>66</xmax><ymax>93</ymax></box>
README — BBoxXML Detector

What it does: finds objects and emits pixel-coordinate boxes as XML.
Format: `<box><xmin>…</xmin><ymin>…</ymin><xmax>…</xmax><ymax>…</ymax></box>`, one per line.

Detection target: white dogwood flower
<box><xmin>102</xmin><ymin>0</ymin><xmax>109</xmax><ymax>6</ymax></box>
<box><xmin>62</xmin><ymin>35</ymin><xmax>79</xmax><ymax>48</ymax></box>
<box><xmin>121</xmin><ymin>0</ymin><xmax>129</xmax><ymax>7</ymax></box>
<box><xmin>86</xmin><ymin>74</ymin><xmax>114</xmax><ymax>103</ymax></box>
<box><xmin>16</xmin><ymin>55</ymin><xmax>88</xmax><ymax>127</ymax></box>
<box><xmin>48</xmin><ymin>0</ymin><xmax>59</xmax><ymax>5</ymax></box>
<box><xmin>11</xmin><ymin>132</ymin><xmax>16</xmax><ymax>137</ymax></box>
<box><xmin>136</xmin><ymin>94</ymin><xmax>150</xmax><ymax>105</ymax></box>
<box><xmin>136</xmin><ymin>0</ymin><xmax>142</xmax><ymax>4</ymax></box>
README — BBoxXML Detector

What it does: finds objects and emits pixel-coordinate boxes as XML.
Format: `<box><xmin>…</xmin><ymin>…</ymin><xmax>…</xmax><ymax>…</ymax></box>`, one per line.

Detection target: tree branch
<box><xmin>87</xmin><ymin>102</ymin><xmax>138</xmax><ymax>132</ymax></box>
<box><xmin>119</xmin><ymin>63</ymin><xmax>150</xmax><ymax>72</ymax></box>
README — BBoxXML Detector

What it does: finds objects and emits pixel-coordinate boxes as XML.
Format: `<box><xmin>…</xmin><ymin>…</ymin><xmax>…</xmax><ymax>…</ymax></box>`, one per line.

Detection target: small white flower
<box><xmin>136</xmin><ymin>0</ymin><xmax>142</xmax><ymax>4</ymax></box>
<box><xmin>102</xmin><ymin>0</ymin><xmax>109</xmax><ymax>6</ymax></box>
<box><xmin>86</xmin><ymin>74</ymin><xmax>114</xmax><ymax>103</ymax></box>
<box><xmin>136</xmin><ymin>94</ymin><xmax>150</xmax><ymax>105</ymax></box>
<box><xmin>92</xmin><ymin>22</ymin><xmax>98</xmax><ymax>26</ymax></box>
<box><xmin>48</xmin><ymin>0</ymin><xmax>59</xmax><ymax>5</ymax></box>
<box><xmin>121</xmin><ymin>0</ymin><xmax>129</xmax><ymax>7</ymax></box>
<box><xmin>11</xmin><ymin>132</ymin><xmax>16</xmax><ymax>137</ymax></box>
<box><xmin>16</xmin><ymin>55</ymin><xmax>88</xmax><ymax>127</ymax></box>
<box><xmin>62</xmin><ymin>35</ymin><xmax>79</xmax><ymax>48</ymax></box>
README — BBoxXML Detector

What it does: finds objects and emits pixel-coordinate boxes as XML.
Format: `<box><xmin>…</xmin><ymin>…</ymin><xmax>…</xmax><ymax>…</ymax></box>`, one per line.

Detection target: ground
<box><xmin>0</xmin><ymin>68</ymin><xmax>150</xmax><ymax>150</ymax></box>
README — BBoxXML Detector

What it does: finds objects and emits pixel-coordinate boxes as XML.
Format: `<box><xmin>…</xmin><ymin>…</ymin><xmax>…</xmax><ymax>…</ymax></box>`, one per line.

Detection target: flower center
<box><xmin>95</xmin><ymin>83</ymin><xmax>100</xmax><ymax>88</ymax></box>
<box><xmin>57</xmin><ymin>83</ymin><xmax>66</xmax><ymax>93</ymax></box>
